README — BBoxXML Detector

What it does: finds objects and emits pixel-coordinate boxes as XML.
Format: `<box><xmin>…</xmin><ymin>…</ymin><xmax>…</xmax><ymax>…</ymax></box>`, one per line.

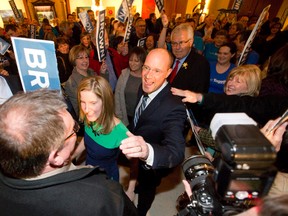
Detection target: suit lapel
<box><xmin>135</xmin><ymin>84</ymin><xmax>170</xmax><ymax>127</ymax></box>
<box><xmin>173</xmin><ymin>49</ymin><xmax>195</xmax><ymax>82</ymax></box>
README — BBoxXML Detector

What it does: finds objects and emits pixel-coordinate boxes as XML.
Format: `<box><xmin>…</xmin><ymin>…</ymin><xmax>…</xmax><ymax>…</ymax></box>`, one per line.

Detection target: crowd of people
<box><xmin>0</xmin><ymin>8</ymin><xmax>288</xmax><ymax>216</ymax></box>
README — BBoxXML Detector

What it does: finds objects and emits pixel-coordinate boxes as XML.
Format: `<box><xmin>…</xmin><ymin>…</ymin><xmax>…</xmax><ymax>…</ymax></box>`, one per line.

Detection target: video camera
<box><xmin>178</xmin><ymin>113</ymin><xmax>277</xmax><ymax>216</ymax></box>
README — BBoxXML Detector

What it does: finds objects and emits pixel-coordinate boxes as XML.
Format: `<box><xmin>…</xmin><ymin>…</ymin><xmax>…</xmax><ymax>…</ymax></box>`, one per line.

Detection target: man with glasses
<box><xmin>0</xmin><ymin>89</ymin><xmax>137</xmax><ymax>216</ymax></box>
<box><xmin>120</xmin><ymin>48</ymin><xmax>186</xmax><ymax>216</ymax></box>
<box><xmin>170</xmin><ymin>23</ymin><xmax>210</xmax><ymax>126</ymax></box>
<box><xmin>170</xmin><ymin>23</ymin><xmax>210</xmax><ymax>93</ymax></box>
<box><xmin>129</xmin><ymin>18</ymin><xmax>147</xmax><ymax>49</ymax></box>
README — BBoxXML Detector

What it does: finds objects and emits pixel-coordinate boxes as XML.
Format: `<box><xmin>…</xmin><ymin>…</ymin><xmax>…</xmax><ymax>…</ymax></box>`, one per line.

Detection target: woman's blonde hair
<box><xmin>225</xmin><ymin>64</ymin><xmax>261</xmax><ymax>96</ymax></box>
<box><xmin>77</xmin><ymin>76</ymin><xmax>115</xmax><ymax>134</ymax></box>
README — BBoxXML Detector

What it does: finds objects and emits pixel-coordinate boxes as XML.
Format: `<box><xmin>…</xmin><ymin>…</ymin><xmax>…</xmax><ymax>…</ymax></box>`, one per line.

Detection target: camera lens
<box><xmin>182</xmin><ymin>155</ymin><xmax>214</xmax><ymax>189</ymax></box>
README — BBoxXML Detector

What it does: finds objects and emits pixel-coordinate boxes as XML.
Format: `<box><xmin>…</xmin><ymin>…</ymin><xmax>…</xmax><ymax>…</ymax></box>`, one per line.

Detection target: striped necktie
<box><xmin>134</xmin><ymin>94</ymin><xmax>149</xmax><ymax>126</ymax></box>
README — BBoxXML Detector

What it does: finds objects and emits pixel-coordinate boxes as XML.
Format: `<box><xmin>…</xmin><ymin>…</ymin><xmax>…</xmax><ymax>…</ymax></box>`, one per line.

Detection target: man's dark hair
<box><xmin>149</xmin><ymin>13</ymin><xmax>156</xmax><ymax>20</ymax></box>
<box><xmin>186</xmin><ymin>18</ymin><xmax>195</xmax><ymax>23</ymax></box>
<box><xmin>129</xmin><ymin>46</ymin><xmax>147</xmax><ymax>64</ymax></box>
<box><xmin>5</xmin><ymin>24</ymin><xmax>17</xmax><ymax>33</ymax></box>
<box><xmin>237</xmin><ymin>30</ymin><xmax>252</xmax><ymax>43</ymax></box>
<box><xmin>67</xmin><ymin>13</ymin><xmax>73</xmax><ymax>19</ymax></box>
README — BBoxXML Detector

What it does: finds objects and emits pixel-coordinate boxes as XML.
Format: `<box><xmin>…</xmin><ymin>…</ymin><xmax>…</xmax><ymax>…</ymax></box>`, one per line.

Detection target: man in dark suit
<box><xmin>120</xmin><ymin>48</ymin><xmax>187</xmax><ymax>216</ymax></box>
<box><xmin>170</xmin><ymin>23</ymin><xmax>210</xmax><ymax>127</ymax></box>
<box><xmin>170</xmin><ymin>23</ymin><xmax>210</xmax><ymax>94</ymax></box>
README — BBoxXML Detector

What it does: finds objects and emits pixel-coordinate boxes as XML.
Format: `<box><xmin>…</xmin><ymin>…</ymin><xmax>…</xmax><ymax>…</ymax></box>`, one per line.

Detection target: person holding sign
<box><xmin>128</xmin><ymin>18</ymin><xmax>147</xmax><ymax>49</ymax></box>
<box><xmin>90</xmin><ymin>29</ymin><xmax>127</xmax><ymax>91</ymax></box>
<box><xmin>64</xmin><ymin>45</ymin><xmax>95</xmax><ymax>117</ymax></box>
<box><xmin>234</xmin><ymin>30</ymin><xmax>259</xmax><ymax>65</ymax></box>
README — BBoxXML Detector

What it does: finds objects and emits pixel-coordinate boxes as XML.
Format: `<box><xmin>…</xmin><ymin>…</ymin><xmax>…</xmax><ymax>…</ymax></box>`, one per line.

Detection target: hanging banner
<box><xmin>9</xmin><ymin>0</ymin><xmax>22</xmax><ymax>21</ymax></box>
<box><xmin>96</xmin><ymin>9</ymin><xmax>106</xmax><ymax>62</ymax></box>
<box><xmin>11</xmin><ymin>37</ymin><xmax>61</xmax><ymax>92</ymax></box>
<box><xmin>78</xmin><ymin>11</ymin><xmax>94</xmax><ymax>33</ymax></box>
<box><xmin>0</xmin><ymin>38</ymin><xmax>11</xmax><ymax>55</ymax></box>
<box><xmin>124</xmin><ymin>15</ymin><xmax>134</xmax><ymax>43</ymax></box>
<box><xmin>29</xmin><ymin>25</ymin><xmax>36</xmax><ymax>39</ymax></box>
<box><xmin>142</xmin><ymin>0</ymin><xmax>155</xmax><ymax>19</ymax></box>
<box><xmin>155</xmin><ymin>0</ymin><xmax>164</xmax><ymax>13</ymax></box>
<box><xmin>238</xmin><ymin>5</ymin><xmax>270</xmax><ymax>66</ymax></box>
<box><xmin>214</xmin><ymin>9</ymin><xmax>238</xmax><ymax>26</ymax></box>
<box><xmin>231</xmin><ymin>0</ymin><xmax>243</xmax><ymax>10</ymax></box>
<box><xmin>117</xmin><ymin>0</ymin><xmax>134</xmax><ymax>23</ymax></box>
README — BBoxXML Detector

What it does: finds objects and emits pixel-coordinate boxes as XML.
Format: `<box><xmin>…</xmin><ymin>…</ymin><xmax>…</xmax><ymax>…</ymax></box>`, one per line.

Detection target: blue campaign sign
<box><xmin>11</xmin><ymin>37</ymin><xmax>61</xmax><ymax>92</ymax></box>
<box><xmin>0</xmin><ymin>38</ymin><xmax>11</xmax><ymax>55</ymax></box>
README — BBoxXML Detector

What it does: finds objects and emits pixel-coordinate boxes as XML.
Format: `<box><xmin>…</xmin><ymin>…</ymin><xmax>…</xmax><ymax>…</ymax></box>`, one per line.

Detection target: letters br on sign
<box><xmin>11</xmin><ymin>37</ymin><xmax>61</xmax><ymax>92</ymax></box>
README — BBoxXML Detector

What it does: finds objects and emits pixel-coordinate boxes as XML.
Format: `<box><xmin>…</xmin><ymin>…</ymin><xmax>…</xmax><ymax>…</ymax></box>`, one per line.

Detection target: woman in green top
<box><xmin>74</xmin><ymin>76</ymin><xmax>128</xmax><ymax>181</ymax></box>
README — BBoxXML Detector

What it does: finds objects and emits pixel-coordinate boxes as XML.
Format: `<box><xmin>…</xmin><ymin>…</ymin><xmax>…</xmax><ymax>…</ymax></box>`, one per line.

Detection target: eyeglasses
<box><xmin>64</xmin><ymin>121</ymin><xmax>80</xmax><ymax>141</ymax></box>
<box><xmin>142</xmin><ymin>65</ymin><xmax>162</xmax><ymax>73</ymax></box>
<box><xmin>76</xmin><ymin>56</ymin><xmax>89</xmax><ymax>60</ymax></box>
<box><xmin>171</xmin><ymin>39</ymin><xmax>191</xmax><ymax>47</ymax></box>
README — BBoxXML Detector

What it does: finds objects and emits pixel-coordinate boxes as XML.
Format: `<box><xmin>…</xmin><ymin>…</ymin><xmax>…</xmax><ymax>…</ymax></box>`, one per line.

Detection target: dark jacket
<box><xmin>131</xmin><ymin>83</ymin><xmax>186</xmax><ymax>169</ymax></box>
<box><xmin>171</xmin><ymin>49</ymin><xmax>210</xmax><ymax>93</ymax></box>
<box><xmin>200</xmin><ymin>93</ymin><xmax>288</xmax><ymax>126</ymax></box>
<box><xmin>2</xmin><ymin>74</ymin><xmax>23</xmax><ymax>94</ymax></box>
<box><xmin>0</xmin><ymin>167</ymin><xmax>137</xmax><ymax>216</ymax></box>
<box><xmin>171</xmin><ymin>49</ymin><xmax>210</xmax><ymax>124</ymax></box>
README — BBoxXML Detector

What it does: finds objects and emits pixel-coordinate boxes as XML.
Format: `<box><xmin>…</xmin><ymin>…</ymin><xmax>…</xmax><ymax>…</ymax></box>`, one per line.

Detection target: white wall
<box><xmin>0</xmin><ymin>0</ymin><xmax>145</xmax><ymax>28</ymax></box>
<box><xmin>69</xmin><ymin>0</ymin><xmax>143</xmax><ymax>17</ymax></box>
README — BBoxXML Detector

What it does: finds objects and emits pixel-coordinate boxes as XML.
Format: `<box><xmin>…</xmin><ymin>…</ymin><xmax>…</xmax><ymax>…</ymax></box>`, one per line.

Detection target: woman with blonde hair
<box><xmin>73</xmin><ymin>76</ymin><xmax>128</xmax><ymax>181</ymax></box>
<box><xmin>225</xmin><ymin>64</ymin><xmax>261</xmax><ymax>96</ymax></box>
<box><xmin>171</xmin><ymin>64</ymin><xmax>262</xmax><ymax>155</ymax></box>
<box><xmin>172</xmin><ymin>64</ymin><xmax>261</xmax><ymax>103</ymax></box>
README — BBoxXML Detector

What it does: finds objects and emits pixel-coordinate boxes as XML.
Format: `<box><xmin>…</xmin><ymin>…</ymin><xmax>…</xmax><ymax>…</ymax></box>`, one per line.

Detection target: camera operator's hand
<box><xmin>182</xmin><ymin>180</ymin><xmax>192</xmax><ymax>199</ymax></box>
<box><xmin>261</xmin><ymin>118</ymin><xmax>288</xmax><ymax>152</ymax></box>
<box><xmin>205</xmin><ymin>151</ymin><xmax>214</xmax><ymax>161</ymax></box>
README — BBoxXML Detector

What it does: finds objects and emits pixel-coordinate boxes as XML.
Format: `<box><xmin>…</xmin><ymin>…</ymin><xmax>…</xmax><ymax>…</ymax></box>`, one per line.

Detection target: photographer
<box><xmin>181</xmin><ymin>117</ymin><xmax>288</xmax><ymax>215</ymax></box>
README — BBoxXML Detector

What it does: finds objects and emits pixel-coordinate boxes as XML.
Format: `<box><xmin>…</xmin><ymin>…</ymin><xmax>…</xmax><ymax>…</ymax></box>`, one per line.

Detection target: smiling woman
<box><xmin>64</xmin><ymin>45</ymin><xmax>96</xmax><ymax>118</ymax></box>
<box><xmin>171</xmin><ymin>64</ymin><xmax>262</xmax><ymax>157</ymax></box>
<box><xmin>224</xmin><ymin>64</ymin><xmax>261</xmax><ymax>96</ymax></box>
<box><xmin>74</xmin><ymin>76</ymin><xmax>129</xmax><ymax>182</ymax></box>
<box><xmin>208</xmin><ymin>42</ymin><xmax>237</xmax><ymax>94</ymax></box>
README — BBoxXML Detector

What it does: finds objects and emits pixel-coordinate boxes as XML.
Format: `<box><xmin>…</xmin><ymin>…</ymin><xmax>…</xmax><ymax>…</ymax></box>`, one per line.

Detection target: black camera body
<box><xmin>214</xmin><ymin>124</ymin><xmax>277</xmax><ymax>204</ymax></box>
<box><xmin>180</xmin><ymin>122</ymin><xmax>277</xmax><ymax>216</ymax></box>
